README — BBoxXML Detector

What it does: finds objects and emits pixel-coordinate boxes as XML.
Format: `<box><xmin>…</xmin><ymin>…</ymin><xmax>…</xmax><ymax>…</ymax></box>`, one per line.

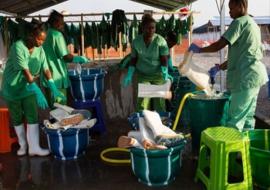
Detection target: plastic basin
<box><xmin>69</xmin><ymin>68</ymin><xmax>106</xmax><ymax>101</ymax></box>
<box><xmin>130</xmin><ymin>141</ymin><xmax>186</xmax><ymax>186</ymax></box>
<box><xmin>43</xmin><ymin>127</ymin><xmax>89</xmax><ymax>160</ymax></box>
<box><xmin>188</xmin><ymin>91</ymin><xmax>229</xmax><ymax>152</ymax></box>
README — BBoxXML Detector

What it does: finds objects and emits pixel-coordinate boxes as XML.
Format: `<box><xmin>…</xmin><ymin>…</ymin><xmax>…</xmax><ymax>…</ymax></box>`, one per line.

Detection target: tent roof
<box><xmin>0</xmin><ymin>0</ymin><xmax>67</xmax><ymax>16</ymax></box>
<box><xmin>130</xmin><ymin>0</ymin><xmax>197</xmax><ymax>11</ymax></box>
<box><xmin>0</xmin><ymin>0</ymin><xmax>198</xmax><ymax>16</ymax></box>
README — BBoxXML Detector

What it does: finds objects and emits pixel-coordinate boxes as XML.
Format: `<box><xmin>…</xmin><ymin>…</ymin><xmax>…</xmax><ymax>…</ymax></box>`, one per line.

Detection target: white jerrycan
<box><xmin>138</xmin><ymin>80</ymin><xmax>172</xmax><ymax>99</ymax></box>
<box><xmin>178</xmin><ymin>51</ymin><xmax>213</xmax><ymax>96</ymax></box>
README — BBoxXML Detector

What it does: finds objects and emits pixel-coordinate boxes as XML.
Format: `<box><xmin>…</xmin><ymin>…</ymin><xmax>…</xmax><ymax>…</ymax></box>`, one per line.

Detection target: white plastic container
<box><xmin>138</xmin><ymin>80</ymin><xmax>172</xmax><ymax>99</ymax></box>
<box><xmin>178</xmin><ymin>51</ymin><xmax>213</xmax><ymax>96</ymax></box>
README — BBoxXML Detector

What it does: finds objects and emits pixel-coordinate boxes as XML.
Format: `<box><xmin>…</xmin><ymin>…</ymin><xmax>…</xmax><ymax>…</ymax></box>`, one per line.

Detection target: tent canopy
<box><xmin>130</xmin><ymin>0</ymin><xmax>197</xmax><ymax>11</ymax></box>
<box><xmin>0</xmin><ymin>0</ymin><xmax>197</xmax><ymax>16</ymax></box>
<box><xmin>0</xmin><ymin>0</ymin><xmax>67</xmax><ymax>16</ymax></box>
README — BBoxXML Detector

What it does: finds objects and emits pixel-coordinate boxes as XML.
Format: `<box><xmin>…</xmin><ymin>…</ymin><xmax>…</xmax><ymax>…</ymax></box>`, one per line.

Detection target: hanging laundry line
<box><xmin>2</xmin><ymin>10</ymin><xmax>199</xmax><ymax>60</ymax></box>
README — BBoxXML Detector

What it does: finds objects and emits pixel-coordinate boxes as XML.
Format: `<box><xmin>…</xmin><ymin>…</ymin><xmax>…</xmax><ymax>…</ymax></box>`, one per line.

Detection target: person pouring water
<box><xmin>188</xmin><ymin>0</ymin><xmax>268</xmax><ymax>132</ymax></box>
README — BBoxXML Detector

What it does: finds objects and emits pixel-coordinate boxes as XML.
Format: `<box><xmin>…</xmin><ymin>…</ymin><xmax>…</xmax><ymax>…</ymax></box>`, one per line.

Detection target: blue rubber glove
<box><xmin>72</xmin><ymin>56</ymin><xmax>89</xmax><ymax>64</ymax></box>
<box><xmin>47</xmin><ymin>79</ymin><xmax>66</xmax><ymax>103</ymax></box>
<box><xmin>188</xmin><ymin>43</ymin><xmax>201</xmax><ymax>53</ymax></box>
<box><xmin>161</xmin><ymin>66</ymin><xmax>173</xmax><ymax>81</ymax></box>
<box><xmin>122</xmin><ymin>66</ymin><xmax>135</xmax><ymax>87</ymax></box>
<box><xmin>26</xmin><ymin>82</ymin><xmax>48</xmax><ymax>109</ymax></box>
<box><xmin>208</xmin><ymin>64</ymin><xmax>220</xmax><ymax>78</ymax></box>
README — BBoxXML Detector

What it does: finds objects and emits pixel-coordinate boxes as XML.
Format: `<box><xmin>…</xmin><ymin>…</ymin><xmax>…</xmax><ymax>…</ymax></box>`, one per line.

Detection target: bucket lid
<box><xmin>189</xmin><ymin>91</ymin><xmax>229</xmax><ymax>100</ymax></box>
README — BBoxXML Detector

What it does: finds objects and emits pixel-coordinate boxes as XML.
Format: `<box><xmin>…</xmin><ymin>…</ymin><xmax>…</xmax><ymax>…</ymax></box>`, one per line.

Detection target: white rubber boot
<box><xmin>14</xmin><ymin>124</ymin><xmax>27</xmax><ymax>156</ymax></box>
<box><xmin>138</xmin><ymin>80</ymin><xmax>172</xmax><ymax>99</ymax></box>
<box><xmin>143</xmin><ymin>110</ymin><xmax>177</xmax><ymax>138</ymax></box>
<box><xmin>138</xmin><ymin>90</ymin><xmax>172</xmax><ymax>99</ymax></box>
<box><xmin>27</xmin><ymin>124</ymin><xmax>50</xmax><ymax>156</ymax></box>
<box><xmin>138</xmin><ymin>118</ymin><xmax>155</xmax><ymax>143</ymax></box>
<box><xmin>128</xmin><ymin>131</ymin><xmax>143</xmax><ymax>142</ymax></box>
<box><xmin>139</xmin><ymin>80</ymin><xmax>171</xmax><ymax>92</ymax></box>
<box><xmin>143</xmin><ymin>110</ymin><xmax>185</xmax><ymax>147</ymax></box>
<box><xmin>138</xmin><ymin>118</ymin><xmax>167</xmax><ymax>150</ymax></box>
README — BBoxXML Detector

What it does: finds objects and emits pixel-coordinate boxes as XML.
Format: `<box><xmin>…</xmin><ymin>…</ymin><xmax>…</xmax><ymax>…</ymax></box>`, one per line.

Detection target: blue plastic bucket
<box><xmin>43</xmin><ymin>127</ymin><xmax>89</xmax><ymax>160</ymax></box>
<box><xmin>69</xmin><ymin>68</ymin><xmax>106</xmax><ymax>101</ymax></box>
<box><xmin>130</xmin><ymin>141</ymin><xmax>186</xmax><ymax>186</ymax></box>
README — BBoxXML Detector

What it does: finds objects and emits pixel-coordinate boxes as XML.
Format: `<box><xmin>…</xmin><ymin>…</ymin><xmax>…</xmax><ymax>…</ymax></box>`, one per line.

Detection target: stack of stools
<box><xmin>73</xmin><ymin>99</ymin><xmax>106</xmax><ymax>134</ymax></box>
<box><xmin>195</xmin><ymin>127</ymin><xmax>253</xmax><ymax>190</ymax></box>
<box><xmin>0</xmin><ymin>108</ymin><xmax>18</xmax><ymax>153</ymax></box>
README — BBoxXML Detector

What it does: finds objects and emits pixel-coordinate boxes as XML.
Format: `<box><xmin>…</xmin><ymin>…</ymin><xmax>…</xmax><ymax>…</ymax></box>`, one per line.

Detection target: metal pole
<box><xmin>220</xmin><ymin>0</ymin><xmax>226</xmax><ymax>91</ymax></box>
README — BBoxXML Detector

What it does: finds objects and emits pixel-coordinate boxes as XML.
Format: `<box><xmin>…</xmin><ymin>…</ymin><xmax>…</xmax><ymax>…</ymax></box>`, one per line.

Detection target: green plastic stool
<box><xmin>195</xmin><ymin>127</ymin><xmax>253</xmax><ymax>190</ymax></box>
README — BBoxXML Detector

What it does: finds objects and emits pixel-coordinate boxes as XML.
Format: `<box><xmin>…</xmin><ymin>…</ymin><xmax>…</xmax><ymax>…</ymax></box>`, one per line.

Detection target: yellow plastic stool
<box><xmin>195</xmin><ymin>127</ymin><xmax>253</xmax><ymax>190</ymax></box>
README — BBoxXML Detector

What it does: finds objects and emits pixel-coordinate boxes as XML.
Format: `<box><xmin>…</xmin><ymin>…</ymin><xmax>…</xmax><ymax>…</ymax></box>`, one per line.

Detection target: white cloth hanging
<box><xmin>0</xmin><ymin>32</ymin><xmax>7</xmax><ymax>90</ymax></box>
<box><xmin>0</xmin><ymin>32</ymin><xmax>7</xmax><ymax>66</ymax></box>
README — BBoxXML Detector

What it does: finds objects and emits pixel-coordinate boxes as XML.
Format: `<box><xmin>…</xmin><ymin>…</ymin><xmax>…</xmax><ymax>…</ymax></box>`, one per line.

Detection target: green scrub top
<box><xmin>42</xmin><ymin>28</ymin><xmax>69</xmax><ymax>88</ymax></box>
<box><xmin>131</xmin><ymin>34</ymin><xmax>169</xmax><ymax>76</ymax></box>
<box><xmin>1</xmin><ymin>40</ymin><xmax>48</xmax><ymax>101</ymax></box>
<box><xmin>222</xmin><ymin>15</ymin><xmax>268</xmax><ymax>92</ymax></box>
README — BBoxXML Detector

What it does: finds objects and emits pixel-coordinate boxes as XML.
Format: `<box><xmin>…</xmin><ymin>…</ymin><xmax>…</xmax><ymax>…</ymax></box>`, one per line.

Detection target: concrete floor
<box><xmin>0</xmin><ymin>118</ymin><xmax>268</xmax><ymax>190</ymax></box>
<box><xmin>0</xmin><ymin>61</ymin><xmax>269</xmax><ymax>190</ymax></box>
<box><xmin>0</xmin><ymin>120</ymin><xmax>204</xmax><ymax>190</ymax></box>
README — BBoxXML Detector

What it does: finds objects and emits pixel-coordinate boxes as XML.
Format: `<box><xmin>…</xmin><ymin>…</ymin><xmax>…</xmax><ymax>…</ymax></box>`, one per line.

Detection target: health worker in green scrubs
<box><xmin>122</xmin><ymin>14</ymin><xmax>170</xmax><ymax>112</ymax></box>
<box><xmin>42</xmin><ymin>10</ymin><xmax>89</xmax><ymax>107</ymax></box>
<box><xmin>1</xmin><ymin>21</ymin><xmax>64</xmax><ymax>156</ymax></box>
<box><xmin>188</xmin><ymin>0</ymin><xmax>268</xmax><ymax>132</ymax></box>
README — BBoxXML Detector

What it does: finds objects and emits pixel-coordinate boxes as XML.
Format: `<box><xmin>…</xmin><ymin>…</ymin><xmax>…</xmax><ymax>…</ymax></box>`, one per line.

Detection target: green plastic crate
<box><xmin>247</xmin><ymin>129</ymin><xmax>270</xmax><ymax>189</ymax></box>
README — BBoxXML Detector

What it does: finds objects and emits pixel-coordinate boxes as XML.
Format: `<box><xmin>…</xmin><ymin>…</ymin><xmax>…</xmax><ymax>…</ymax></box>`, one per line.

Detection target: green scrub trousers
<box><xmin>6</xmin><ymin>95</ymin><xmax>38</xmax><ymax>126</ymax></box>
<box><xmin>226</xmin><ymin>87</ymin><xmax>260</xmax><ymax>132</ymax></box>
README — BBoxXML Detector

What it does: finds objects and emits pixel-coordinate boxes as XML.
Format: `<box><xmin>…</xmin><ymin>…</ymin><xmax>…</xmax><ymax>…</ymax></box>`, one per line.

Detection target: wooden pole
<box><xmin>80</xmin><ymin>13</ymin><xmax>85</xmax><ymax>56</ymax></box>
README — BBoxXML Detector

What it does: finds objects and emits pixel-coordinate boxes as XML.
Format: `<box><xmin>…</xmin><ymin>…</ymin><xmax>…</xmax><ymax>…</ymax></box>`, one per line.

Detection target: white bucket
<box><xmin>178</xmin><ymin>51</ymin><xmax>213</xmax><ymax>96</ymax></box>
